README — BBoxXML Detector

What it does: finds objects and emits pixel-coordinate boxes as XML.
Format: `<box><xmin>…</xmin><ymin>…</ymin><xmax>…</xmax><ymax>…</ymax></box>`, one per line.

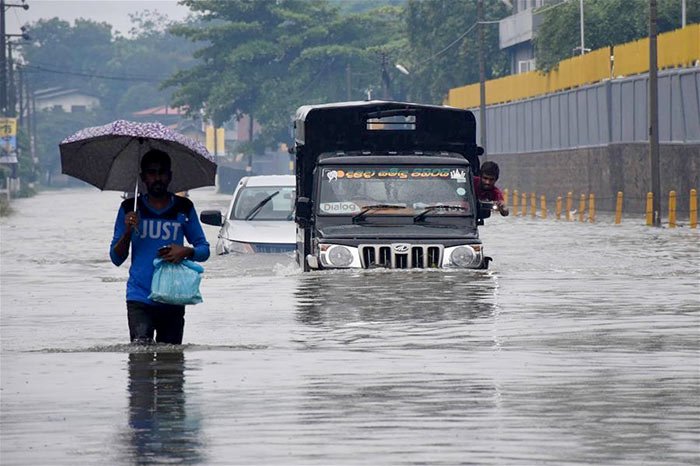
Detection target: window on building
<box><xmin>518</xmin><ymin>59</ymin><xmax>536</xmax><ymax>73</ymax></box>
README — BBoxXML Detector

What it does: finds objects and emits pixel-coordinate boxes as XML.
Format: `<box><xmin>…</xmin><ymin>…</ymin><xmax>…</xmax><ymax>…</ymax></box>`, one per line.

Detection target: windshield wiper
<box><xmin>245</xmin><ymin>191</ymin><xmax>279</xmax><ymax>220</ymax></box>
<box><xmin>413</xmin><ymin>204</ymin><xmax>469</xmax><ymax>223</ymax></box>
<box><xmin>352</xmin><ymin>204</ymin><xmax>406</xmax><ymax>223</ymax></box>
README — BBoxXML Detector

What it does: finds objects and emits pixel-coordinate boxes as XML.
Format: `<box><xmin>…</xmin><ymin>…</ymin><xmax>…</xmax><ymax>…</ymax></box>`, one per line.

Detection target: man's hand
<box><xmin>113</xmin><ymin>211</ymin><xmax>139</xmax><ymax>260</ymax></box>
<box><xmin>496</xmin><ymin>200</ymin><xmax>509</xmax><ymax>217</ymax></box>
<box><xmin>158</xmin><ymin>244</ymin><xmax>194</xmax><ymax>263</ymax></box>
<box><xmin>124</xmin><ymin>212</ymin><xmax>139</xmax><ymax>233</ymax></box>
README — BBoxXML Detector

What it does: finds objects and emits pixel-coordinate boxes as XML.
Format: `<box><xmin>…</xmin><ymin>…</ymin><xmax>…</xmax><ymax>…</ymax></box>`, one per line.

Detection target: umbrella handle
<box><xmin>133</xmin><ymin>179</ymin><xmax>138</xmax><ymax>213</ymax></box>
<box><xmin>132</xmin><ymin>178</ymin><xmax>140</xmax><ymax>235</ymax></box>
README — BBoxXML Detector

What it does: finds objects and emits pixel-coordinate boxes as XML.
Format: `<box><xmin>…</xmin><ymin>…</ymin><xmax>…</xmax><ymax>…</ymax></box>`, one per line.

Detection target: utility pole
<box><xmin>29</xmin><ymin>77</ymin><xmax>36</xmax><ymax>166</ymax></box>
<box><xmin>346</xmin><ymin>63</ymin><xmax>352</xmax><ymax>101</ymax></box>
<box><xmin>579</xmin><ymin>0</ymin><xmax>586</xmax><ymax>55</ymax></box>
<box><xmin>380</xmin><ymin>52</ymin><xmax>392</xmax><ymax>100</ymax></box>
<box><xmin>16</xmin><ymin>63</ymin><xmax>22</xmax><ymax>125</ymax></box>
<box><xmin>477</xmin><ymin>0</ymin><xmax>486</xmax><ymax>159</ymax></box>
<box><xmin>649</xmin><ymin>0</ymin><xmax>661</xmax><ymax>227</ymax></box>
<box><xmin>247</xmin><ymin>113</ymin><xmax>254</xmax><ymax>173</ymax></box>
<box><xmin>1</xmin><ymin>0</ymin><xmax>28</xmax><ymax>116</ymax></box>
<box><xmin>7</xmin><ymin>40</ymin><xmax>14</xmax><ymax>116</ymax></box>
<box><xmin>1</xmin><ymin>0</ymin><xmax>7</xmax><ymax>115</ymax></box>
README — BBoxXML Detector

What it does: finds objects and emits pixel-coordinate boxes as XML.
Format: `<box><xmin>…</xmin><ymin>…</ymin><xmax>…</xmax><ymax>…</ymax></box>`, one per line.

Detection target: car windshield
<box><xmin>318</xmin><ymin>165</ymin><xmax>474</xmax><ymax>216</ymax></box>
<box><xmin>231</xmin><ymin>186</ymin><xmax>295</xmax><ymax>221</ymax></box>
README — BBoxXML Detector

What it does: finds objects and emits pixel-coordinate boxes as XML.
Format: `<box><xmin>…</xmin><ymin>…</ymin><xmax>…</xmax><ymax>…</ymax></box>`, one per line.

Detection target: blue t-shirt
<box><xmin>110</xmin><ymin>194</ymin><xmax>210</xmax><ymax>305</ymax></box>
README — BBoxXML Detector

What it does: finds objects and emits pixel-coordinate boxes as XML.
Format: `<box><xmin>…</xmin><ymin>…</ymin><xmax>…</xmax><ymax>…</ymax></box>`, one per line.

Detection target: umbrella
<box><xmin>59</xmin><ymin>120</ymin><xmax>217</xmax><ymax>195</ymax></box>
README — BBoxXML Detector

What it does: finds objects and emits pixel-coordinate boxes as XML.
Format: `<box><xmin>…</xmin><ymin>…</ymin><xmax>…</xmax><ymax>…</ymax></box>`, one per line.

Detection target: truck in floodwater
<box><xmin>292</xmin><ymin>100</ymin><xmax>492</xmax><ymax>272</ymax></box>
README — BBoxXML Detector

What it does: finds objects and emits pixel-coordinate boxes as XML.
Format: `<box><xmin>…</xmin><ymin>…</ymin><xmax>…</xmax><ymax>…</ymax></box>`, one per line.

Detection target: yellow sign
<box><xmin>205</xmin><ymin>125</ymin><xmax>226</xmax><ymax>155</ymax></box>
<box><xmin>0</xmin><ymin>118</ymin><xmax>17</xmax><ymax>137</ymax></box>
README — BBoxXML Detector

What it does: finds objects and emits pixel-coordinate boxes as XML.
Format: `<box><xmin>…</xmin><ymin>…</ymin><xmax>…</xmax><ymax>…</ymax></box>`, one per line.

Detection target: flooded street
<box><xmin>1</xmin><ymin>187</ymin><xmax>698</xmax><ymax>465</ymax></box>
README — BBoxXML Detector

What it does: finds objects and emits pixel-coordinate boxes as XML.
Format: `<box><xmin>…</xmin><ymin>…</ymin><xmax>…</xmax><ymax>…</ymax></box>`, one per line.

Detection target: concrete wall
<box><xmin>489</xmin><ymin>143</ymin><xmax>700</xmax><ymax>215</ymax></box>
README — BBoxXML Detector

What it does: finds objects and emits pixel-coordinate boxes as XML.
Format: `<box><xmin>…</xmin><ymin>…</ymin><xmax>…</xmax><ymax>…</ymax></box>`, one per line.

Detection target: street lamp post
<box><xmin>5</xmin><ymin>30</ymin><xmax>30</xmax><ymax>118</ymax></box>
<box><xmin>579</xmin><ymin>0</ymin><xmax>585</xmax><ymax>55</ymax></box>
<box><xmin>1</xmin><ymin>0</ymin><xmax>29</xmax><ymax>116</ymax></box>
<box><xmin>649</xmin><ymin>0</ymin><xmax>661</xmax><ymax>226</ymax></box>
<box><xmin>380</xmin><ymin>52</ymin><xmax>393</xmax><ymax>100</ymax></box>
<box><xmin>478</xmin><ymin>0</ymin><xmax>486</xmax><ymax>160</ymax></box>
<box><xmin>682</xmin><ymin>0</ymin><xmax>686</xmax><ymax>27</ymax></box>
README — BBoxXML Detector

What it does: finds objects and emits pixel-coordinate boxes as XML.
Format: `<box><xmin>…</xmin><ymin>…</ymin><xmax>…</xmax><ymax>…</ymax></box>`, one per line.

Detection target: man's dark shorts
<box><xmin>127</xmin><ymin>300</ymin><xmax>185</xmax><ymax>345</ymax></box>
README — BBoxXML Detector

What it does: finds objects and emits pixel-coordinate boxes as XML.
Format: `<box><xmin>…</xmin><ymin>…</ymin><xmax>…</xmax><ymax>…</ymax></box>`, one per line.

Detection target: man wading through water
<box><xmin>110</xmin><ymin>149</ymin><xmax>210</xmax><ymax>344</ymax></box>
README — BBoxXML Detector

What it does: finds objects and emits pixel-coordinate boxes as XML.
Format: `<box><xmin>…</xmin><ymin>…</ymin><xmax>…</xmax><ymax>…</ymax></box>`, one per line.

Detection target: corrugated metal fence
<box><xmin>471</xmin><ymin>67</ymin><xmax>699</xmax><ymax>154</ymax></box>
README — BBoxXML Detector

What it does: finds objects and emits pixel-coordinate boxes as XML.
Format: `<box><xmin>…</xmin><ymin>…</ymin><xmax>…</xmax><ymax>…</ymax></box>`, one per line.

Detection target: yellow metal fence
<box><xmin>447</xmin><ymin>24</ymin><xmax>700</xmax><ymax>109</ymax></box>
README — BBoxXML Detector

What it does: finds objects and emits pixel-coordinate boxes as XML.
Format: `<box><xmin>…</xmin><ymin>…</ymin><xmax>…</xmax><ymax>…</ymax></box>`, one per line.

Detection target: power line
<box><xmin>407</xmin><ymin>18</ymin><xmax>503</xmax><ymax>73</ymax></box>
<box><xmin>411</xmin><ymin>21</ymin><xmax>479</xmax><ymax>70</ymax></box>
<box><xmin>20</xmin><ymin>63</ymin><xmax>165</xmax><ymax>82</ymax></box>
<box><xmin>534</xmin><ymin>0</ymin><xmax>571</xmax><ymax>15</ymax></box>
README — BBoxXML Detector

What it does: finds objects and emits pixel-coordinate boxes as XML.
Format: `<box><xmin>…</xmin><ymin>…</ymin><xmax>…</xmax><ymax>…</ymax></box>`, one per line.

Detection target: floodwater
<box><xmin>1</xmin><ymin>187</ymin><xmax>698</xmax><ymax>465</ymax></box>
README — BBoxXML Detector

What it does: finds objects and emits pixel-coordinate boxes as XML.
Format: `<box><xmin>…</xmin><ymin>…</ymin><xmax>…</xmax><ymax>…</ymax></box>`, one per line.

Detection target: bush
<box><xmin>0</xmin><ymin>196</ymin><xmax>11</xmax><ymax>216</ymax></box>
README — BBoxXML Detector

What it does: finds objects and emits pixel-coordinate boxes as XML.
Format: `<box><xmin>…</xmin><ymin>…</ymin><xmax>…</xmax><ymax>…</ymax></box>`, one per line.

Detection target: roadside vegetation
<box><xmin>10</xmin><ymin>0</ymin><xmax>698</xmax><ymax>196</ymax></box>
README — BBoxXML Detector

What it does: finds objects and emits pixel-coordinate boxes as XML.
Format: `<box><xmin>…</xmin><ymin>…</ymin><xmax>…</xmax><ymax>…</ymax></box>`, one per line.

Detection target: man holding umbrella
<box><xmin>60</xmin><ymin>120</ymin><xmax>216</xmax><ymax>344</ymax></box>
<box><xmin>110</xmin><ymin>149</ymin><xmax>210</xmax><ymax>345</ymax></box>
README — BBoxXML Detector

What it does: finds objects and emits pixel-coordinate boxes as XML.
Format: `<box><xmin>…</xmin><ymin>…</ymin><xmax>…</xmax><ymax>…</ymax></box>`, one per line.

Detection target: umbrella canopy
<box><xmin>59</xmin><ymin>120</ymin><xmax>217</xmax><ymax>193</ymax></box>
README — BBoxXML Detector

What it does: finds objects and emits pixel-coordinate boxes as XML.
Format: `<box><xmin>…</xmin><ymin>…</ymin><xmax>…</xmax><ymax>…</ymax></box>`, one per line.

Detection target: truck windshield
<box><xmin>318</xmin><ymin>165</ymin><xmax>474</xmax><ymax>216</ymax></box>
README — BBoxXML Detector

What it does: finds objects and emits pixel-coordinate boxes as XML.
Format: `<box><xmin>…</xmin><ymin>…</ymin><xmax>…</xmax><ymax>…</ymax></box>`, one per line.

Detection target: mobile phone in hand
<box><xmin>158</xmin><ymin>245</ymin><xmax>171</xmax><ymax>256</ymax></box>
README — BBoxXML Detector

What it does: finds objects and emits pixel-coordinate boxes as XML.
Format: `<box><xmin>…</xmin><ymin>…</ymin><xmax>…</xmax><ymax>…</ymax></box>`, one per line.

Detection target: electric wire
<box><xmin>18</xmin><ymin>63</ymin><xmax>166</xmax><ymax>82</ymax></box>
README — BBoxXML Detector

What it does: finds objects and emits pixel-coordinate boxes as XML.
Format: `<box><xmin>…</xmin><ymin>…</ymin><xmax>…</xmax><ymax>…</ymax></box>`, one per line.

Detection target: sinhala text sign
<box><xmin>0</xmin><ymin>117</ymin><xmax>18</xmax><ymax>164</ymax></box>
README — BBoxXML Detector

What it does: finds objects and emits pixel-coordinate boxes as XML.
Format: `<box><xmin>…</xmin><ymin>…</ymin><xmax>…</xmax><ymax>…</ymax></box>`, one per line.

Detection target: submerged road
<box><xmin>1</xmin><ymin>187</ymin><xmax>698</xmax><ymax>465</ymax></box>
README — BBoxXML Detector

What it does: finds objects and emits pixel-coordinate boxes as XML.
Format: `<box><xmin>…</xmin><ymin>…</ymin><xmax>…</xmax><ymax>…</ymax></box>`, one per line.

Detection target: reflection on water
<box><xmin>293</xmin><ymin>270</ymin><xmax>500</xmax><ymax>354</ymax></box>
<box><xmin>296</xmin><ymin>270</ymin><xmax>498</xmax><ymax>325</ymax></box>
<box><xmin>124</xmin><ymin>351</ymin><xmax>203</xmax><ymax>465</ymax></box>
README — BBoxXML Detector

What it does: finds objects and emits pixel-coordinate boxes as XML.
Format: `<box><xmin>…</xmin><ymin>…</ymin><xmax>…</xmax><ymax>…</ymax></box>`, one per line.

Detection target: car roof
<box><xmin>241</xmin><ymin>175</ymin><xmax>295</xmax><ymax>188</ymax></box>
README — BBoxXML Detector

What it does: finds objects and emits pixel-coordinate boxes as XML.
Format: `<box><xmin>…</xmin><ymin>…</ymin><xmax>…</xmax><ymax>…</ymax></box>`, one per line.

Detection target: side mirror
<box><xmin>295</xmin><ymin>197</ymin><xmax>312</xmax><ymax>226</ymax></box>
<box><xmin>200</xmin><ymin>210</ymin><xmax>223</xmax><ymax>227</ymax></box>
<box><xmin>478</xmin><ymin>201</ymin><xmax>493</xmax><ymax>220</ymax></box>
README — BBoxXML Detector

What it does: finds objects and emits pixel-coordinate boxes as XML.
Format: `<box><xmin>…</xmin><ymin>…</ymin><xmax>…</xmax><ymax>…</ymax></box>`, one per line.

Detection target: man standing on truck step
<box><xmin>474</xmin><ymin>161</ymin><xmax>509</xmax><ymax>216</ymax></box>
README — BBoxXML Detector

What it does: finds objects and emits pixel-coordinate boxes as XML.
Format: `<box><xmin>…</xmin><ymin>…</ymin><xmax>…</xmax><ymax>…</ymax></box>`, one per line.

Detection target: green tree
<box><xmin>34</xmin><ymin>108</ymin><xmax>102</xmax><ymax>187</ymax></box>
<box><xmin>20</xmin><ymin>13</ymin><xmax>197</xmax><ymax>116</ymax></box>
<box><xmin>18</xmin><ymin>14</ymin><xmax>198</xmax><ymax>189</ymax></box>
<box><xmin>20</xmin><ymin>18</ymin><xmax>115</xmax><ymax>97</ymax></box>
<box><xmin>534</xmin><ymin>0</ymin><xmax>700</xmax><ymax>71</ymax></box>
<box><xmin>332</xmin><ymin>0</ymin><xmax>406</xmax><ymax>14</ymax></box>
<box><xmin>106</xmin><ymin>11</ymin><xmax>199</xmax><ymax>115</ymax></box>
<box><xmin>166</xmin><ymin>0</ymin><xmax>405</xmax><ymax>150</ymax></box>
<box><xmin>166</xmin><ymin>0</ymin><xmax>339</xmax><ymax>146</ymax></box>
<box><xmin>401</xmin><ymin>0</ymin><xmax>510</xmax><ymax>104</ymax></box>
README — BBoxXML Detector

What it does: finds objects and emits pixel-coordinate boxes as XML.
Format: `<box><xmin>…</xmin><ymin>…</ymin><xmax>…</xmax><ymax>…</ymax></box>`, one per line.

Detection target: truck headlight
<box><xmin>327</xmin><ymin>245</ymin><xmax>354</xmax><ymax>267</ymax></box>
<box><xmin>448</xmin><ymin>245</ymin><xmax>481</xmax><ymax>268</ymax></box>
<box><xmin>318</xmin><ymin>244</ymin><xmax>360</xmax><ymax>268</ymax></box>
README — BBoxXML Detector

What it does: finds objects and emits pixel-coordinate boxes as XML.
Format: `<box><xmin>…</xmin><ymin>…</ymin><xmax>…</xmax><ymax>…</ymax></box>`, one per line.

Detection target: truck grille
<box><xmin>359</xmin><ymin>244</ymin><xmax>443</xmax><ymax>269</ymax></box>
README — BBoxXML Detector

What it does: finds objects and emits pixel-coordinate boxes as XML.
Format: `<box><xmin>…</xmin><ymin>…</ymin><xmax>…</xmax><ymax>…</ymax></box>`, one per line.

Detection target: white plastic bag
<box><xmin>149</xmin><ymin>258</ymin><xmax>204</xmax><ymax>305</ymax></box>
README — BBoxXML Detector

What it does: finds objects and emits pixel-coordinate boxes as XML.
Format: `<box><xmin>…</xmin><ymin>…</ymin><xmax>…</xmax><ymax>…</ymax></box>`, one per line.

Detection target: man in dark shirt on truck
<box><xmin>474</xmin><ymin>161</ymin><xmax>509</xmax><ymax>216</ymax></box>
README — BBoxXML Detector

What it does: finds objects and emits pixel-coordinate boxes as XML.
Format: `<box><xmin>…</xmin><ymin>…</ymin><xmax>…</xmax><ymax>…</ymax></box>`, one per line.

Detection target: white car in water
<box><xmin>200</xmin><ymin>175</ymin><xmax>296</xmax><ymax>254</ymax></box>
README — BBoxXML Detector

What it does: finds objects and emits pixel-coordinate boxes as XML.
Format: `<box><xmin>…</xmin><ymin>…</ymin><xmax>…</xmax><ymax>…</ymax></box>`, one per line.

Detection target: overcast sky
<box><xmin>6</xmin><ymin>0</ymin><xmax>190</xmax><ymax>36</ymax></box>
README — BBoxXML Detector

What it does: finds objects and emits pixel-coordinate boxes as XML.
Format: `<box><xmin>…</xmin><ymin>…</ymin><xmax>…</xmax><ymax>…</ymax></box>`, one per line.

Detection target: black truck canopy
<box><xmin>294</xmin><ymin>100</ymin><xmax>482</xmax><ymax>199</ymax></box>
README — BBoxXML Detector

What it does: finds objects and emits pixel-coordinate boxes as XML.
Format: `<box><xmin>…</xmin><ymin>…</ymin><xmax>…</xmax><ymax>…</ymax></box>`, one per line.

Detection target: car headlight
<box><xmin>327</xmin><ymin>245</ymin><xmax>354</xmax><ymax>267</ymax></box>
<box><xmin>449</xmin><ymin>245</ymin><xmax>481</xmax><ymax>268</ymax></box>
<box><xmin>223</xmin><ymin>240</ymin><xmax>255</xmax><ymax>254</ymax></box>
